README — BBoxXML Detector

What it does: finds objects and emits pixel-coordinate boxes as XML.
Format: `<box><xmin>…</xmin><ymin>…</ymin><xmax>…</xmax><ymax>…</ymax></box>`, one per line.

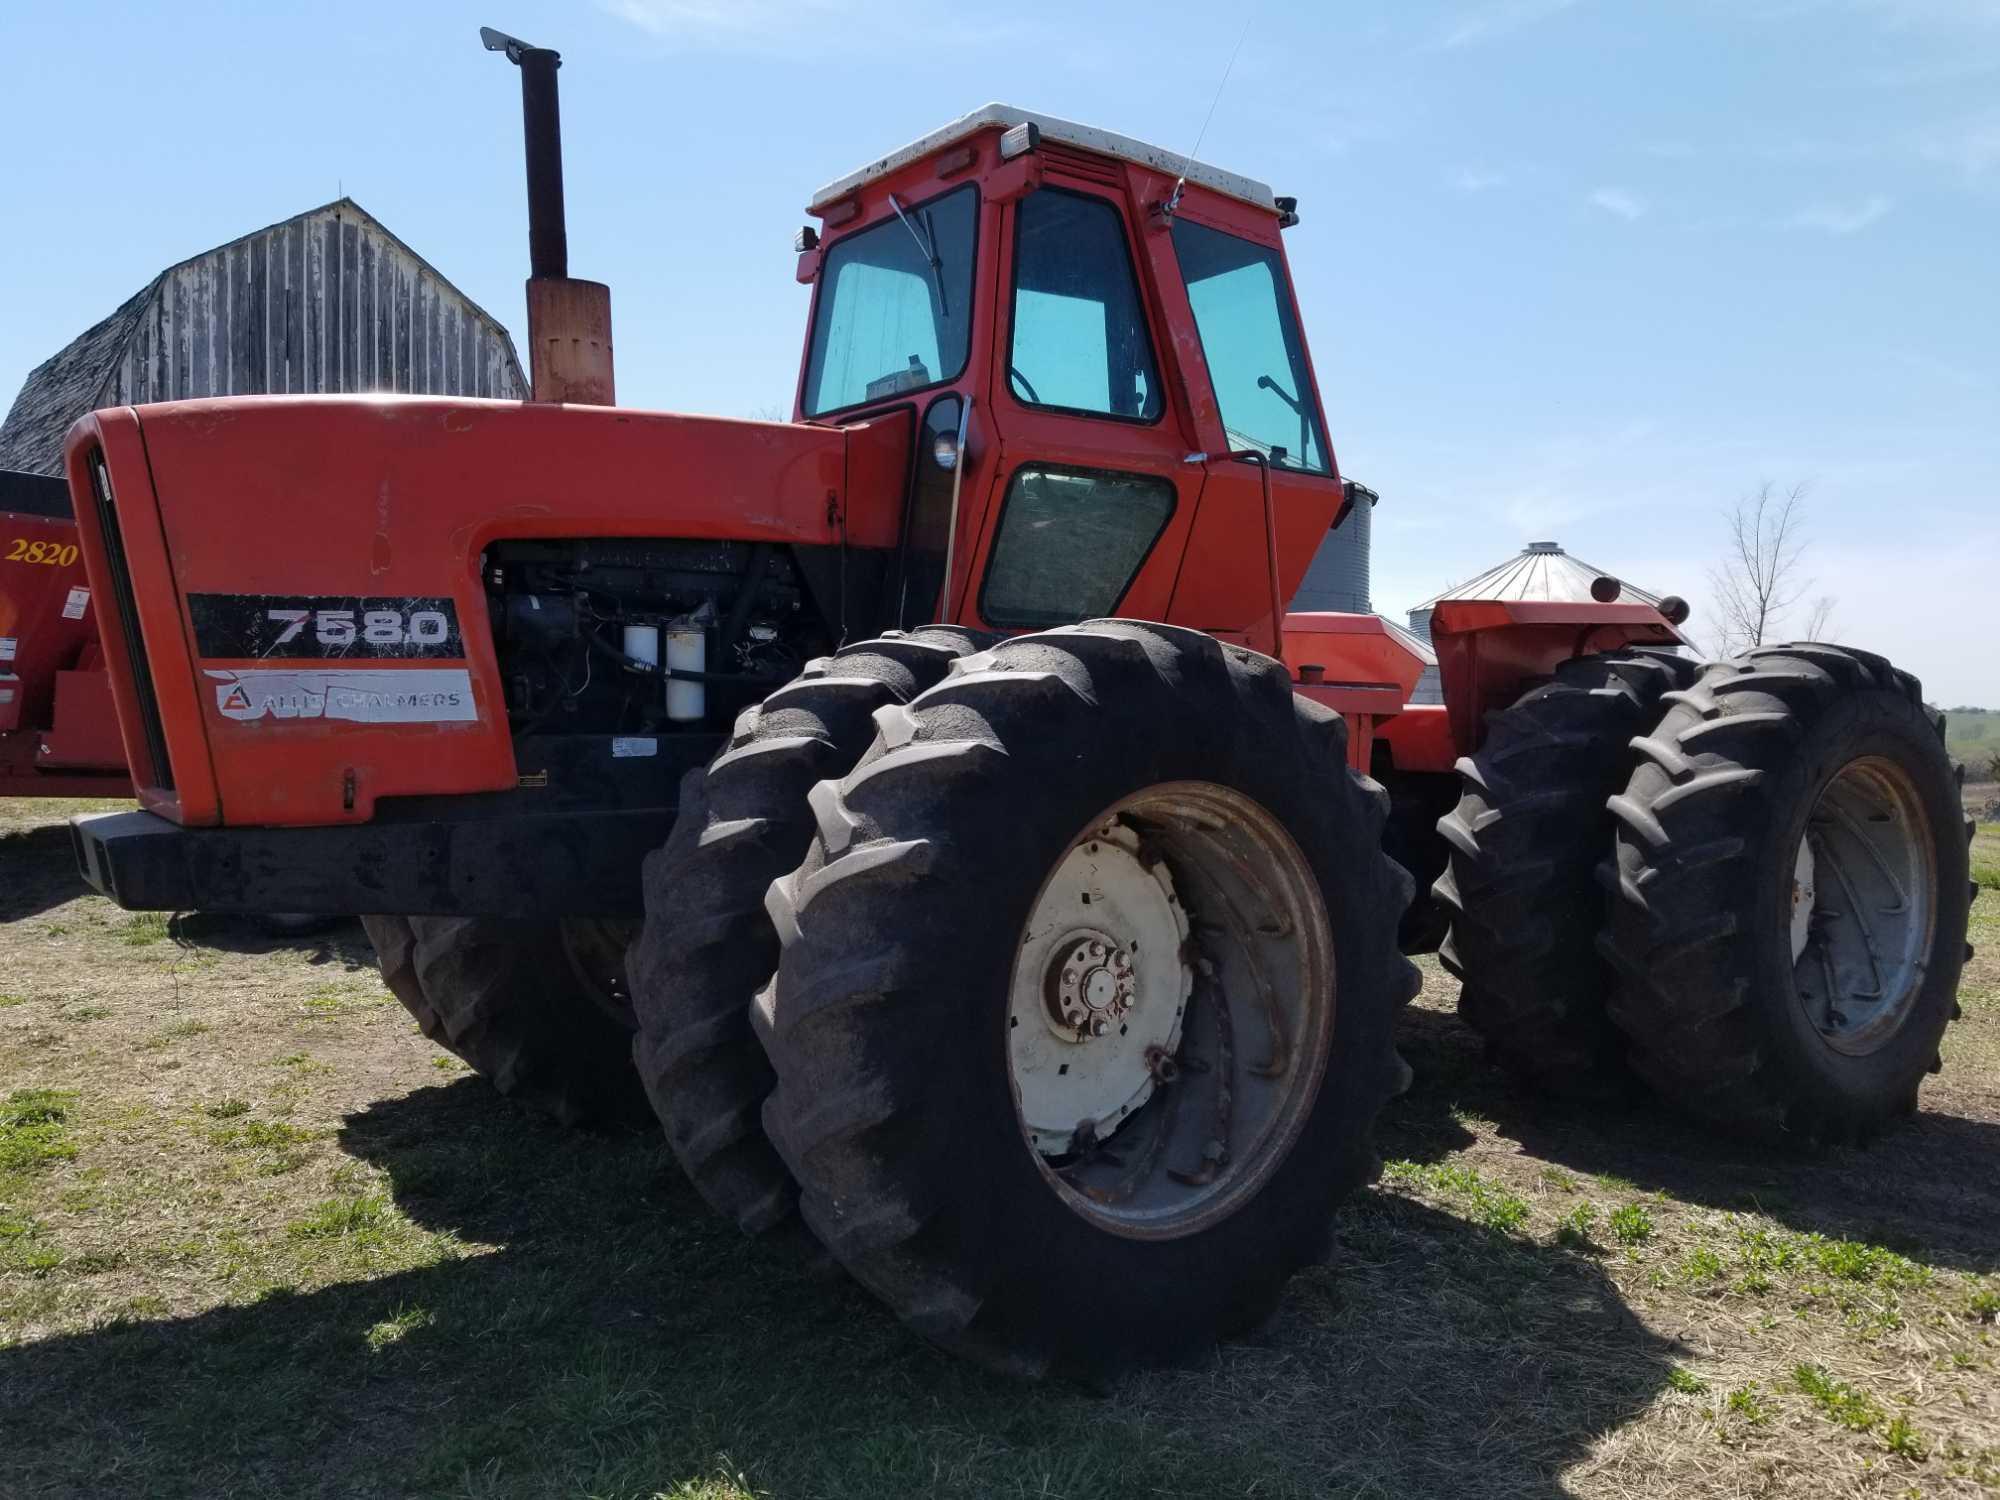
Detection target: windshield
<box><xmin>1170</xmin><ymin>218</ymin><xmax>1331</xmax><ymax>474</ymax></box>
<box><xmin>803</xmin><ymin>185</ymin><xmax>978</xmax><ymax>416</ymax></box>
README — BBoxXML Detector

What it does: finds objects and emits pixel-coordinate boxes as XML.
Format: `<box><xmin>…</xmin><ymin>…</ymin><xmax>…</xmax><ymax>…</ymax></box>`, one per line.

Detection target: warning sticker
<box><xmin>611</xmin><ymin>737</ymin><xmax>658</xmax><ymax>759</ymax></box>
<box><xmin>61</xmin><ymin>586</ymin><xmax>90</xmax><ymax>620</ymax></box>
<box><xmin>205</xmin><ymin>668</ymin><xmax>478</xmax><ymax>725</ymax></box>
<box><xmin>0</xmin><ymin>638</ymin><xmax>15</xmax><ymax>661</ymax></box>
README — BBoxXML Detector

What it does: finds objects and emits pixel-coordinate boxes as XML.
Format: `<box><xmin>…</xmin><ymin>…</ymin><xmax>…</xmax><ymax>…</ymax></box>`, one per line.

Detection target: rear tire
<box><xmin>361</xmin><ymin>914</ymin><xmax>650</xmax><ymax>1128</ymax></box>
<box><xmin>1599</xmin><ymin>645</ymin><xmax>1971</xmax><ymax>1143</ymax></box>
<box><xmin>758</xmin><ymin>621</ymin><xmax>1416</xmax><ymax>1377</ymax></box>
<box><xmin>628</xmin><ymin>628</ymin><xmax>988</xmax><ymax>1233</ymax></box>
<box><xmin>1434</xmin><ymin>649</ymin><xmax>1696</xmax><ymax>1097</ymax></box>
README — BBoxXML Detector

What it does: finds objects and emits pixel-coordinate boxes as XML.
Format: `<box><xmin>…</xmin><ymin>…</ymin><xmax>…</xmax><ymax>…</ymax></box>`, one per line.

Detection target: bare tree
<box><xmin>1708</xmin><ymin>480</ymin><xmax>1828</xmax><ymax>656</ymax></box>
<box><xmin>1804</xmin><ymin>593</ymin><xmax>1838</xmax><ymax>642</ymax></box>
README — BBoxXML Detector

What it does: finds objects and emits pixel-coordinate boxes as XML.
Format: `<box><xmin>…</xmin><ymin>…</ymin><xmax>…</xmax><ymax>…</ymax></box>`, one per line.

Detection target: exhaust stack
<box><xmin>481</xmin><ymin>26</ymin><xmax>615</xmax><ymax>405</ymax></box>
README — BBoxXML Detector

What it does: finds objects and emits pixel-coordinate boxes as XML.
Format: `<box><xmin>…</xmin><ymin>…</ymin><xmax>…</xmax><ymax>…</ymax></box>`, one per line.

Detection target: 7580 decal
<box><xmin>265</xmin><ymin>607</ymin><xmax>452</xmax><ymax>649</ymax></box>
<box><xmin>187</xmin><ymin>593</ymin><xmax>465</xmax><ymax>660</ymax></box>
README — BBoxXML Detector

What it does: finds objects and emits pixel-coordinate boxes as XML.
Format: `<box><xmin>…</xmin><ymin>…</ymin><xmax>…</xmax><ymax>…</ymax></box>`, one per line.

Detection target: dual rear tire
<box><xmin>1437</xmin><ymin>642</ymin><xmax>1970</xmax><ymax>1143</ymax></box>
<box><xmin>753</xmin><ymin>622</ymin><xmax>1415</xmax><ymax>1376</ymax></box>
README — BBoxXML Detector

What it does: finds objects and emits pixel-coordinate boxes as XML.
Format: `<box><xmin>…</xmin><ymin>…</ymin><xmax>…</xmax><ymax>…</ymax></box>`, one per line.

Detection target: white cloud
<box><xmin>1921</xmin><ymin>110</ymin><xmax>2000</xmax><ymax>179</ymax></box>
<box><xmin>1588</xmin><ymin>187</ymin><xmax>1648</xmax><ymax>220</ymax></box>
<box><xmin>1437</xmin><ymin>0</ymin><xmax>1584</xmax><ymax>49</ymax></box>
<box><xmin>1787</xmin><ymin>194</ymin><xmax>1895</xmax><ymax>232</ymax></box>
<box><xmin>1451</xmin><ymin>167</ymin><xmax>1510</xmax><ymax>192</ymax></box>
<box><xmin>601</xmin><ymin>0</ymin><xmax>1030</xmax><ymax>53</ymax></box>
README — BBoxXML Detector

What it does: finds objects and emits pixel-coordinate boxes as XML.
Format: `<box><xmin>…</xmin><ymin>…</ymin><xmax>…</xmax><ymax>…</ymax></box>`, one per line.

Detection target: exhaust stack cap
<box><xmin>480</xmin><ymin>25</ymin><xmax>536</xmax><ymax>61</ymax></box>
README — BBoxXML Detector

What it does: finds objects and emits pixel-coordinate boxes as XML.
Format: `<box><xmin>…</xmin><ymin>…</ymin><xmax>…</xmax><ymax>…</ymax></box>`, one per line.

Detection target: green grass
<box><xmin>117</xmin><ymin>912</ymin><xmax>171</xmax><ymax>947</ymax></box>
<box><xmin>1381</xmin><ymin>1160</ymin><xmax>1530</xmax><ymax>1233</ymax></box>
<box><xmin>1725</xmin><ymin>1383</ymin><xmax>1770</xmax><ymax>1425</ymax></box>
<box><xmin>0</xmin><ymin>1089</ymin><xmax>79</xmax><ymax>1181</ymax></box>
<box><xmin>1554</xmin><ymin>1200</ymin><xmax>1598</xmax><ymax>1249</ymax></box>
<box><xmin>287</xmin><ymin>1195</ymin><xmax>392</xmax><ymax>1243</ymax></box>
<box><xmin>1609</xmin><ymin>1202</ymin><xmax>1655</xmax><ymax>1246</ymax></box>
<box><xmin>1793</xmin><ymin>1361</ymin><xmax>1885</xmax><ymax>1431</ymax></box>
<box><xmin>1971</xmin><ymin>825</ymin><xmax>2000</xmax><ymax>893</ymax></box>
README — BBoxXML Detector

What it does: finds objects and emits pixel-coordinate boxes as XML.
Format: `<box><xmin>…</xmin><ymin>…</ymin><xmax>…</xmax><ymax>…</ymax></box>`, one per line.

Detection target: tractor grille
<box><xmin>86</xmin><ymin>450</ymin><xmax>174</xmax><ymax>791</ymax></box>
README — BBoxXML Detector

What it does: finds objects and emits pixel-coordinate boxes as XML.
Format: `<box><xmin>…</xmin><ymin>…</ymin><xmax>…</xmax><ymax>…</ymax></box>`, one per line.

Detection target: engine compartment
<box><xmin>483</xmin><ymin>537</ymin><xmax>832</xmax><ymax>740</ymax></box>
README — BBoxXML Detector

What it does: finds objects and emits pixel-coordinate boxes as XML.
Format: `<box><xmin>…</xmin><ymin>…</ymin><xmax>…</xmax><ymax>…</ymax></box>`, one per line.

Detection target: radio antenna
<box><xmin>1166</xmin><ymin>12</ymin><xmax>1255</xmax><ymax>217</ymax></box>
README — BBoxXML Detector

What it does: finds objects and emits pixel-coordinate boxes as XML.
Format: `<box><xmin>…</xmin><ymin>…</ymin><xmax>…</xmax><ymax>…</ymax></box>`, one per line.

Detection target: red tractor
<box><xmin>61</xmin><ymin>38</ymin><xmax>1971</xmax><ymax>1378</ymax></box>
<box><xmin>0</xmin><ymin>470</ymin><xmax>129</xmax><ymax>798</ymax></box>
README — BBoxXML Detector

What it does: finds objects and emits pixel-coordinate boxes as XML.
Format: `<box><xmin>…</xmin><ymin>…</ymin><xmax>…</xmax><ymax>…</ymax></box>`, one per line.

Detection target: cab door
<box><xmin>949</xmin><ymin>178</ymin><xmax>1203</xmax><ymax>633</ymax></box>
<box><xmin>1155</xmin><ymin>208</ymin><xmax>1347</xmax><ymax>641</ymax></box>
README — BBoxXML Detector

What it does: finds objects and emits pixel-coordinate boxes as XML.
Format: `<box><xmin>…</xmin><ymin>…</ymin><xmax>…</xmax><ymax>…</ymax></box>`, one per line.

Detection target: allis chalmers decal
<box><xmin>187</xmin><ymin>593</ymin><xmax>464</xmax><ymax>660</ymax></box>
<box><xmin>205</xmin><ymin>668</ymin><xmax>478</xmax><ymax>725</ymax></box>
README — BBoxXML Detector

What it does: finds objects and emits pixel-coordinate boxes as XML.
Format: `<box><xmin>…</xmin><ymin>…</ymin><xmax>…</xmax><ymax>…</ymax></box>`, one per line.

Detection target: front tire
<box><xmin>757</xmin><ymin>621</ymin><xmax>1416</xmax><ymax>1377</ymax></box>
<box><xmin>628</xmin><ymin>629</ymin><xmax>987</xmax><ymax>1233</ymax></box>
<box><xmin>362</xmin><ymin>914</ymin><xmax>650</xmax><ymax>1128</ymax></box>
<box><xmin>1598</xmin><ymin>645</ymin><xmax>1971</xmax><ymax>1143</ymax></box>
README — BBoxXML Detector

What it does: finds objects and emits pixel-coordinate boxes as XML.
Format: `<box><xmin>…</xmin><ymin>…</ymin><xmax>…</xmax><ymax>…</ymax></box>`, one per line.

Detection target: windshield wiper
<box><xmin>887</xmin><ymin>193</ymin><xmax>948</xmax><ymax>320</ymax></box>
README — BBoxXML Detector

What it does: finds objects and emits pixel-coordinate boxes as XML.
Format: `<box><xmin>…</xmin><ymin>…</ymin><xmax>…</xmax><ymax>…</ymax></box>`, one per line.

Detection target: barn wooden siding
<box><xmin>95</xmin><ymin>200</ymin><xmax>525</xmax><ymax>410</ymax></box>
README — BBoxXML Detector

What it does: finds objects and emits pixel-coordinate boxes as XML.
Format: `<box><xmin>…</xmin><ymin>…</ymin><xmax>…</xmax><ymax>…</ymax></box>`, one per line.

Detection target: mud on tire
<box><xmin>361</xmin><ymin>914</ymin><xmax>650</xmax><ymax>1128</ymax></box>
<box><xmin>627</xmin><ymin>628</ymin><xmax>989</xmax><ymax>1233</ymax></box>
<box><xmin>1598</xmin><ymin>644</ymin><xmax>1972</xmax><ymax>1143</ymax></box>
<box><xmin>756</xmin><ymin>620</ymin><xmax>1417</xmax><ymax>1378</ymax></box>
<box><xmin>1434</xmin><ymin>649</ymin><xmax>1696</xmax><ymax>1096</ymax></box>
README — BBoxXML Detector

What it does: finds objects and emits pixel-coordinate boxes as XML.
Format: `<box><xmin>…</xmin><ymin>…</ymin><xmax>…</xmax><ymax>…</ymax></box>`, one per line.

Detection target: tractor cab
<box><xmin>791</xmin><ymin>106</ymin><xmax>1347</xmax><ymax>652</ymax></box>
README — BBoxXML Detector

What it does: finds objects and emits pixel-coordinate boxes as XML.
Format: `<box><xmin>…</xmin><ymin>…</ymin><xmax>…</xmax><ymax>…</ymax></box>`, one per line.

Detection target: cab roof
<box><xmin>807</xmin><ymin>102</ymin><xmax>1278</xmax><ymax>215</ymax></box>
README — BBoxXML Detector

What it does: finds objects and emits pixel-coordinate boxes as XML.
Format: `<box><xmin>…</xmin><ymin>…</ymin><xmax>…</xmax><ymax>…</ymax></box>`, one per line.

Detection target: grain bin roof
<box><xmin>0</xmin><ymin>198</ymin><xmax>526</xmax><ymax>475</ymax></box>
<box><xmin>1410</xmin><ymin>541</ymin><xmax>1665</xmax><ymax>611</ymax></box>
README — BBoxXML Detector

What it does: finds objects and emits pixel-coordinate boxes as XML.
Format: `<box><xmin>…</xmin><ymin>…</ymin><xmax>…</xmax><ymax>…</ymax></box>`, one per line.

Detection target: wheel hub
<box><xmin>1044</xmin><ymin>930</ymin><xmax>1138</xmax><ymax>1040</ymax></box>
<box><xmin>1008</xmin><ymin>820</ymin><xmax>1191</xmax><ymax>1156</ymax></box>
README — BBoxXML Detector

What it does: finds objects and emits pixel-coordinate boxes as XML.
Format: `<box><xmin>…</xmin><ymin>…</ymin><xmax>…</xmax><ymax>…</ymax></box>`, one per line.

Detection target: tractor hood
<box><xmin>62</xmin><ymin>395</ymin><xmax>912</xmax><ymax>825</ymax></box>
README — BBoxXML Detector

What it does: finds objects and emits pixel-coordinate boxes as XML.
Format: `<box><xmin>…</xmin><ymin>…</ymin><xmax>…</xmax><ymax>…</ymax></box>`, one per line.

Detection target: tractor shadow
<box><xmin>0</xmin><ymin>807</ymin><xmax>371</xmax><ymax>963</ymax></box>
<box><xmin>1389</xmin><ymin>1001</ymin><xmax>2000</xmax><ymax>1277</ymax></box>
<box><xmin>163</xmin><ymin>910</ymin><xmax>374</xmax><ymax>967</ymax></box>
<box><xmin>0</xmin><ymin>820</ymin><xmax>93</xmax><ymax>923</ymax></box>
<box><xmin>1</xmin><ymin>1077</ymin><xmax>1676</xmax><ymax>1500</ymax></box>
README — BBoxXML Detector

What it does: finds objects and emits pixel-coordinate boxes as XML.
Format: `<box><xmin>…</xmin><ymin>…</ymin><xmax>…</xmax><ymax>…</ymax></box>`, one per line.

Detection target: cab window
<box><xmin>980</xmin><ymin>465</ymin><xmax>1175</xmax><ymax>627</ymax></box>
<box><xmin>803</xmin><ymin>186</ymin><xmax>977</xmax><ymax>416</ymax></box>
<box><xmin>1008</xmin><ymin>190</ymin><xmax>1160</xmax><ymax>422</ymax></box>
<box><xmin>1170</xmin><ymin>218</ymin><xmax>1330</xmax><ymax>473</ymax></box>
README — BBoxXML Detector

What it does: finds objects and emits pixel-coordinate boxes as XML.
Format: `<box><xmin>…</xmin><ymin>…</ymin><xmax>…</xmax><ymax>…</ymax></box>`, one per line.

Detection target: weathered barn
<box><xmin>0</xmin><ymin>198</ymin><xmax>525</xmax><ymax>475</ymax></box>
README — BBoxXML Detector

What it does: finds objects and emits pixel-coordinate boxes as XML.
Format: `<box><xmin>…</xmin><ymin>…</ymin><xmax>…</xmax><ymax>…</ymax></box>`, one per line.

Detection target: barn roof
<box><xmin>0</xmin><ymin>289</ymin><xmax>153</xmax><ymax>478</ymax></box>
<box><xmin>0</xmin><ymin>198</ymin><xmax>525</xmax><ymax>476</ymax></box>
<box><xmin>1410</xmin><ymin>541</ymin><xmax>1665</xmax><ymax>612</ymax></box>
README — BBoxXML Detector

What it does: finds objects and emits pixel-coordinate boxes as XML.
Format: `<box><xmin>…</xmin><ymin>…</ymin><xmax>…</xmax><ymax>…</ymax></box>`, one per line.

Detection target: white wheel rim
<box><xmin>1790</xmin><ymin>835</ymin><xmax>1818</xmax><ymax>964</ymax></box>
<box><xmin>1789</xmin><ymin>756</ymin><xmax>1937</xmax><ymax>1057</ymax></box>
<box><xmin>1005</xmin><ymin>782</ymin><xmax>1335</xmax><ymax>1240</ymax></box>
<box><xmin>1008</xmin><ymin>821</ymin><xmax>1192</xmax><ymax>1154</ymax></box>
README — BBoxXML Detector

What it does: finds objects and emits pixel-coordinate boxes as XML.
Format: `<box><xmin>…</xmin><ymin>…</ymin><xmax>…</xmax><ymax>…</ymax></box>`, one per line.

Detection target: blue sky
<box><xmin>3</xmin><ymin>0</ymin><xmax>1995</xmax><ymax>703</ymax></box>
